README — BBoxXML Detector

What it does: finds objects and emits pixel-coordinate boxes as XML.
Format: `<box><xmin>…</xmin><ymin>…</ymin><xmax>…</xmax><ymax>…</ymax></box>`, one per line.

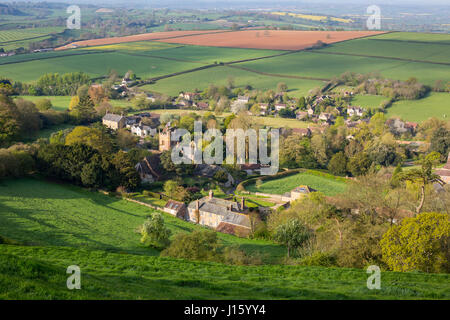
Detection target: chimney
<box><xmin>196</xmin><ymin>200</ymin><xmax>199</xmax><ymax>211</ymax></box>
<box><xmin>241</xmin><ymin>197</ymin><xmax>245</xmax><ymax>210</ymax></box>
<box><xmin>209</xmin><ymin>190</ymin><xmax>213</xmax><ymax>200</ymax></box>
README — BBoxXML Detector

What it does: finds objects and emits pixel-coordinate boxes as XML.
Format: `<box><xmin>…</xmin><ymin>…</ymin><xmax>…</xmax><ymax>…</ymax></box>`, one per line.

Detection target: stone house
<box><xmin>102</xmin><ymin>113</ymin><xmax>125</xmax><ymax>130</ymax></box>
<box><xmin>135</xmin><ymin>155</ymin><xmax>162</xmax><ymax>183</ymax></box>
<box><xmin>163</xmin><ymin>200</ymin><xmax>187</xmax><ymax>219</ymax></box>
<box><xmin>130</xmin><ymin>124</ymin><xmax>157</xmax><ymax>138</ymax></box>
<box><xmin>347</xmin><ymin>106</ymin><xmax>365</xmax><ymax>117</ymax></box>
<box><xmin>275</xmin><ymin>103</ymin><xmax>286</xmax><ymax>111</ymax></box>
<box><xmin>187</xmin><ymin>191</ymin><xmax>251</xmax><ymax>236</ymax></box>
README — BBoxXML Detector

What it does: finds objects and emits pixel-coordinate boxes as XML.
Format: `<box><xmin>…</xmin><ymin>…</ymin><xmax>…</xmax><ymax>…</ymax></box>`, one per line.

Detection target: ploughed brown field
<box><xmin>159</xmin><ymin>30</ymin><xmax>387</xmax><ymax>50</ymax></box>
<box><xmin>55</xmin><ymin>30</ymin><xmax>229</xmax><ymax>50</ymax></box>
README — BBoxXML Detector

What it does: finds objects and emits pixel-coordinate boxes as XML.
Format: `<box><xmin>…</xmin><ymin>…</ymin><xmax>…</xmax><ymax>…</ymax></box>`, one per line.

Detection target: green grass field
<box><xmin>351</xmin><ymin>94</ymin><xmax>389</xmax><ymax>109</ymax></box>
<box><xmin>0</xmin><ymin>51</ymin><xmax>201</xmax><ymax>83</ymax></box>
<box><xmin>1</xmin><ymin>244</ymin><xmax>449</xmax><ymax>300</ymax></box>
<box><xmin>246</xmin><ymin>171</ymin><xmax>348</xmax><ymax>196</ymax></box>
<box><xmin>144</xmin><ymin>65</ymin><xmax>324</xmax><ymax>97</ymax></box>
<box><xmin>370</xmin><ymin>32</ymin><xmax>450</xmax><ymax>44</ymax></box>
<box><xmin>386</xmin><ymin>92</ymin><xmax>450</xmax><ymax>122</ymax></box>
<box><xmin>16</xmin><ymin>96</ymin><xmax>132</xmax><ymax>111</ymax></box>
<box><xmin>236</xmin><ymin>51</ymin><xmax>450</xmax><ymax>86</ymax></box>
<box><xmin>0</xmin><ymin>179</ymin><xmax>285</xmax><ymax>261</ymax></box>
<box><xmin>320</xmin><ymin>38</ymin><xmax>450</xmax><ymax>64</ymax></box>
<box><xmin>0</xmin><ymin>27</ymin><xmax>65</xmax><ymax>51</ymax></box>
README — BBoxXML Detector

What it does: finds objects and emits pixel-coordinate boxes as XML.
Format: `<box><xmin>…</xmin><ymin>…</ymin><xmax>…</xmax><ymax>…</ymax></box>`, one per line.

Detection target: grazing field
<box><xmin>0</xmin><ymin>27</ymin><xmax>64</xmax><ymax>43</ymax></box>
<box><xmin>254</xmin><ymin>116</ymin><xmax>315</xmax><ymax>129</ymax></box>
<box><xmin>0</xmin><ymin>179</ymin><xmax>285</xmax><ymax>261</ymax></box>
<box><xmin>82</xmin><ymin>41</ymin><xmax>180</xmax><ymax>52</ymax></box>
<box><xmin>16</xmin><ymin>96</ymin><xmax>131</xmax><ymax>111</ymax></box>
<box><xmin>350</xmin><ymin>94</ymin><xmax>389</xmax><ymax>109</ymax></box>
<box><xmin>386</xmin><ymin>92</ymin><xmax>450</xmax><ymax>122</ymax></box>
<box><xmin>2</xmin><ymin>245</ymin><xmax>449</xmax><ymax>300</ymax></box>
<box><xmin>246</xmin><ymin>171</ymin><xmax>348</xmax><ymax>196</ymax></box>
<box><xmin>55</xmin><ymin>30</ymin><xmax>228</xmax><ymax>50</ymax></box>
<box><xmin>159</xmin><ymin>30</ymin><xmax>386</xmax><ymax>50</ymax></box>
<box><xmin>319</xmin><ymin>37</ymin><xmax>450</xmax><ymax>64</ymax></box>
<box><xmin>369</xmin><ymin>31</ymin><xmax>450</xmax><ymax>44</ymax></box>
<box><xmin>236</xmin><ymin>51</ymin><xmax>450</xmax><ymax>85</ymax></box>
<box><xmin>144</xmin><ymin>65</ymin><xmax>325</xmax><ymax>97</ymax></box>
<box><xmin>0</xmin><ymin>51</ymin><xmax>201</xmax><ymax>82</ymax></box>
<box><xmin>133</xmin><ymin>44</ymin><xmax>284</xmax><ymax>64</ymax></box>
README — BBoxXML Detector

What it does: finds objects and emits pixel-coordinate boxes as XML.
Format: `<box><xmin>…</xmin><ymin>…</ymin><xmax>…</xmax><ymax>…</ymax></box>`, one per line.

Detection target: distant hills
<box><xmin>0</xmin><ymin>4</ymin><xmax>26</xmax><ymax>16</ymax></box>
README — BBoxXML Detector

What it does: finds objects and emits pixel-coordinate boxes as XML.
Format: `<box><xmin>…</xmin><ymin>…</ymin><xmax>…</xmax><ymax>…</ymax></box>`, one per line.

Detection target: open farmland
<box><xmin>159</xmin><ymin>30</ymin><xmax>386</xmax><ymax>50</ymax></box>
<box><xmin>143</xmin><ymin>65</ymin><xmax>325</xmax><ymax>97</ymax></box>
<box><xmin>130</xmin><ymin>44</ymin><xmax>285</xmax><ymax>64</ymax></box>
<box><xmin>246</xmin><ymin>171</ymin><xmax>348</xmax><ymax>196</ymax></box>
<box><xmin>55</xmin><ymin>30</ymin><xmax>231</xmax><ymax>50</ymax></box>
<box><xmin>235</xmin><ymin>51</ymin><xmax>450</xmax><ymax>85</ymax></box>
<box><xmin>386</xmin><ymin>92</ymin><xmax>450</xmax><ymax>122</ymax></box>
<box><xmin>318</xmin><ymin>37</ymin><xmax>450</xmax><ymax>64</ymax></box>
<box><xmin>0</xmin><ymin>51</ymin><xmax>202</xmax><ymax>83</ymax></box>
<box><xmin>0</xmin><ymin>27</ymin><xmax>63</xmax><ymax>43</ymax></box>
<box><xmin>369</xmin><ymin>32</ymin><xmax>450</xmax><ymax>44</ymax></box>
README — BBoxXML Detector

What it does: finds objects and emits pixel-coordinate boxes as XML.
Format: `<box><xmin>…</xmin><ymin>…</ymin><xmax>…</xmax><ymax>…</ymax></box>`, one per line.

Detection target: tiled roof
<box><xmin>165</xmin><ymin>200</ymin><xmax>185</xmax><ymax>211</ymax></box>
<box><xmin>188</xmin><ymin>197</ymin><xmax>250</xmax><ymax>228</ymax></box>
<box><xmin>103</xmin><ymin>113</ymin><xmax>124</xmax><ymax>122</ymax></box>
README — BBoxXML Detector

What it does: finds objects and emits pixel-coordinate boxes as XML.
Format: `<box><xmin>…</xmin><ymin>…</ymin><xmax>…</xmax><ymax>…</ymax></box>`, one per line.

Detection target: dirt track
<box><xmin>159</xmin><ymin>30</ymin><xmax>387</xmax><ymax>50</ymax></box>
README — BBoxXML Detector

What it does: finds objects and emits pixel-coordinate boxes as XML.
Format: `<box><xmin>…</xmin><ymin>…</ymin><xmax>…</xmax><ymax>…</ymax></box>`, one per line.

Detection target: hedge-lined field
<box><xmin>386</xmin><ymin>92</ymin><xmax>450</xmax><ymax>122</ymax></box>
<box><xmin>350</xmin><ymin>94</ymin><xmax>389</xmax><ymax>109</ymax></box>
<box><xmin>246</xmin><ymin>170</ymin><xmax>348</xmax><ymax>196</ymax></box>
<box><xmin>236</xmin><ymin>51</ymin><xmax>450</xmax><ymax>86</ymax></box>
<box><xmin>0</xmin><ymin>51</ymin><xmax>201</xmax><ymax>82</ymax></box>
<box><xmin>0</xmin><ymin>27</ymin><xmax>64</xmax><ymax>43</ymax></box>
<box><xmin>144</xmin><ymin>65</ymin><xmax>324</xmax><ymax>97</ymax></box>
<box><xmin>319</xmin><ymin>38</ymin><xmax>450</xmax><ymax>64</ymax></box>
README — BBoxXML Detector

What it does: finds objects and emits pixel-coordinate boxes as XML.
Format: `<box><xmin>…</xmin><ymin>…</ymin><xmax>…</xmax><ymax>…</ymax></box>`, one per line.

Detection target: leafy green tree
<box><xmin>430</xmin><ymin>127</ymin><xmax>449</xmax><ymax>161</ymax></box>
<box><xmin>111</xmin><ymin>151</ymin><xmax>140</xmax><ymax>190</ymax></box>
<box><xmin>347</xmin><ymin>152</ymin><xmax>372</xmax><ymax>177</ymax></box>
<box><xmin>399</xmin><ymin>152</ymin><xmax>445</xmax><ymax>215</ymax></box>
<box><xmin>380</xmin><ymin>212</ymin><xmax>450</xmax><ymax>273</ymax></box>
<box><xmin>35</xmin><ymin>98</ymin><xmax>53</xmax><ymax>111</ymax></box>
<box><xmin>274</xmin><ymin>219</ymin><xmax>312</xmax><ymax>258</ymax></box>
<box><xmin>140</xmin><ymin>212</ymin><xmax>171</xmax><ymax>249</ymax></box>
<box><xmin>328</xmin><ymin>152</ymin><xmax>348</xmax><ymax>176</ymax></box>
<box><xmin>0</xmin><ymin>95</ymin><xmax>20</xmax><ymax>146</ymax></box>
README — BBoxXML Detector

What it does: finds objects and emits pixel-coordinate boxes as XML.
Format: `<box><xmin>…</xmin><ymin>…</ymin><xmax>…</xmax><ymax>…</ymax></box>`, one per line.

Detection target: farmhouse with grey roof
<box><xmin>187</xmin><ymin>190</ymin><xmax>251</xmax><ymax>236</ymax></box>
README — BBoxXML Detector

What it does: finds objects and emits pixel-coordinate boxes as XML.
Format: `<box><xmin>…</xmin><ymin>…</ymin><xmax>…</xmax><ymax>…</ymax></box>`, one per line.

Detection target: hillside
<box><xmin>1</xmin><ymin>244</ymin><xmax>449</xmax><ymax>300</ymax></box>
<box><xmin>0</xmin><ymin>178</ymin><xmax>285</xmax><ymax>262</ymax></box>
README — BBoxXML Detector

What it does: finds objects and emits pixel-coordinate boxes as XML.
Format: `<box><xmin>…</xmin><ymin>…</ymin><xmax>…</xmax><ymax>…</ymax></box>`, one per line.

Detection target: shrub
<box><xmin>161</xmin><ymin>230</ymin><xmax>221</xmax><ymax>262</ymax></box>
<box><xmin>222</xmin><ymin>245</ymin><xmax>263</xmax><ymax>266</ymax></box>
<box><xmin>298</xmin><ymin>251</ymin><xmax>338</xmax><ymax>267</ymax></box>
